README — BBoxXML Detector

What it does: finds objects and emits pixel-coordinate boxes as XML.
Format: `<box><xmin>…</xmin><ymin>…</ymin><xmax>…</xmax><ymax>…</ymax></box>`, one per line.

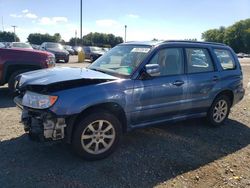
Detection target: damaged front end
<box><xmin>15</xmin><ymin>96</ymin><xmax>67</xmax><ymax>141</ymax></box>
<box><xmin>14</xmin><ymin>84</ymin><xmax>68</xmax><ymax>142</ymax></box>
<box><xmin>13</xmin><ymin>67</ymin><xmax>119</xmax><ymax>142</ymax></box>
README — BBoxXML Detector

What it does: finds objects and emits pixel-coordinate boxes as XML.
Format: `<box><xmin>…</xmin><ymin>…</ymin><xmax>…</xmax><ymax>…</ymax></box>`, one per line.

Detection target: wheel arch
<box><xmin>3</xmin><ymin>62</ymin><xmax>41</xmax><ymax>83</ymax></box>
<box><xmin>213</xmin><ymin>89</ymin><xmax>234</xmax><ymax>107</ymax></box>
<box><xmin>66</xmin><ymin>102</ymin><xmax>127</xmax><ymax>144</ymax></box>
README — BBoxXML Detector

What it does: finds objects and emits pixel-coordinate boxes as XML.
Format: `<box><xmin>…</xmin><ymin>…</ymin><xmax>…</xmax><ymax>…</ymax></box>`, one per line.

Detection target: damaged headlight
<box><xmin>22</xmin><ymin>91</ymin><xmax>58</xmax><ymax>109</ymax></box>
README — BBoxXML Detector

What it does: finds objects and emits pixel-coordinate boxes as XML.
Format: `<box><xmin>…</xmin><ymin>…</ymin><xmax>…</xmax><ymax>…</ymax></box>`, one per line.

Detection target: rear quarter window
<box><xmin>214</xmin><ymin>49</ymin><xmax>236</xmax><ymax>70</ymax></box>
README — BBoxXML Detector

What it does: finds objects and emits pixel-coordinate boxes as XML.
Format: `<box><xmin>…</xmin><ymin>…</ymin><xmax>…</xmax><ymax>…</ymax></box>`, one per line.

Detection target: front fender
<box><xmin>50</xmin><ymin>80</ymin><xmax>134</xmax><ymax>116</ymax></box>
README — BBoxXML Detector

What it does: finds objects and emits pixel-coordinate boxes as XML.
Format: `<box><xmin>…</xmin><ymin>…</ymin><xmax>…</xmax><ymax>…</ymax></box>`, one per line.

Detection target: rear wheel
<box><xmin>207</xmin><ymin>95</ymin><xmax>231</xmax><ymax>126</ymax></box>
<box><xmin>72</xmin><ymin>111</ymin><xmax>122</xmax><ymax>160</ymax></box>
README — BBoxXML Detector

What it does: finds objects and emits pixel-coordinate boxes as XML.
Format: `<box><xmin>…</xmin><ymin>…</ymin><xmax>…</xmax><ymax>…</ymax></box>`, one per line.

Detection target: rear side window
<box><xmin>186</xmin><ymin>48</ymin><xmax>214</xmax><ymax>74</ymax></box>
<box><xmin>214</xmin><ymin>49</ymin><xmax>236</xmax><ymax>70</ymax></box>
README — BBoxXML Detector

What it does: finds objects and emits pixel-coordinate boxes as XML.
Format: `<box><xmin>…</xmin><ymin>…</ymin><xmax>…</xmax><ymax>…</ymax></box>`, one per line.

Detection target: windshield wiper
<box><xmin>88</xmin><ymin>68</ymin><xmax>107</xmax><ymax>74</ymax></box>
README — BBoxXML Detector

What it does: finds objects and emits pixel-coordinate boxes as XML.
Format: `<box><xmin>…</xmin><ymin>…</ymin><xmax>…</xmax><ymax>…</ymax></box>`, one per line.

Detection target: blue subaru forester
<box><xmin>14</xmin><ymin>41</ymin><xmax>245</xmax><ymax>160</ymax></box>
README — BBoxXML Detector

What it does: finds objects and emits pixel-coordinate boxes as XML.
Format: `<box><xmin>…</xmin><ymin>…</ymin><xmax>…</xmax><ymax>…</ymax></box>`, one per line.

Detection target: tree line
<box><xmin>202</xmin><ymin>18</ymin><xmax>250</xmax><ymax>53</ymax></box>
<box><xmin>0</xmin><ymin>31</ymin><xmax>123</xmax><ymax>48</ymax></box>
<box><xmin>0</xmin><ymin>31</ymin><xmax>20</xmax><ymax>42</ymax></box>
<box><xmin>68</xmin><ymin>32</ymin><xmax>123</xmax><ymax>47</ymax></box>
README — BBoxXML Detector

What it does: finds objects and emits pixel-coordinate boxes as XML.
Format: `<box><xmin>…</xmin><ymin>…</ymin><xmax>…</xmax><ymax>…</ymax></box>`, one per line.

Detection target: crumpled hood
<box><xmin>18</xmin><ymin>67</ymin><xmax>119</xmax><ymax>92</ymax></box>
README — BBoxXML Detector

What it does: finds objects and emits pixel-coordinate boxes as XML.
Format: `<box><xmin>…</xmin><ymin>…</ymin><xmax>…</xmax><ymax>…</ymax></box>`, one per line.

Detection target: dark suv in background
<box><xmin>83</xmin><ymin>46</ymin><xmax>106</xmax><ymax>62</ymax></box>
<box><xmin>40</xmin><ymin>42</ymin><xmax>69</xmax><ymax>63</ymax></box>
<box><xmin>14</xmin><ymin>41</ymin><xmax>244</xmax><ymax>160</ymax></box>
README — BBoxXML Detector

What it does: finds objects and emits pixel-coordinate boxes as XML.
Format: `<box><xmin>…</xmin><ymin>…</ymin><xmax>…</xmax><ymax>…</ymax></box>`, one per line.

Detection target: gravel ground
<box><xmin>0</xmin><ymin>57</ymin><xmax>249</xmax><ymax>188</ymax></box>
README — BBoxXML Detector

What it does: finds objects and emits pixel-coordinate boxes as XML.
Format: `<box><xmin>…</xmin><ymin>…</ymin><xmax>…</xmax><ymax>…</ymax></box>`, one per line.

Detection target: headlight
<box><xmin>22</xmin><ymin>91</ymin><xmax>58</xmax><ymax>109</ymax></box>
<box><xmin>46</xmin><ymin>54</ymin><xmax>55</xmax><ymax>68</ymax></box>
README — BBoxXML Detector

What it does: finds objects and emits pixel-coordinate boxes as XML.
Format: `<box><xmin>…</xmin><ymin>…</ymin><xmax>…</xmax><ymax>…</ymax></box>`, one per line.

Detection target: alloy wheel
<box><xmin>213</xmin><ymin>99</ymin><xmax>228</xmax><ymax>123</ymax></box>
<box><xmin>81</xmin><ymin>120</ymin><xmax>116</xmax><ymax>154</ymax></box>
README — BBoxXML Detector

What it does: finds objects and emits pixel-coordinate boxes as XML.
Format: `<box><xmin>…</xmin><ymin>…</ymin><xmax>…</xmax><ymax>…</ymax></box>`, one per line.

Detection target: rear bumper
<box><xmin>233</xmin><ymin>87</ymin><xmax>245</xmax><ymax>106</ymax></box>
<box><xmin>55</xmin><ymin>54</ymin><xmax>69</xmax><ymax>61</ymax></box>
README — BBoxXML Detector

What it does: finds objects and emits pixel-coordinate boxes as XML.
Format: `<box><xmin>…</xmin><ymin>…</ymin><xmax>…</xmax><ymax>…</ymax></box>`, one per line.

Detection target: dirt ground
<box><xmin>0</xmin><ymin>57</ymin><xmax>249</xmax><ymax>188</ymax></box>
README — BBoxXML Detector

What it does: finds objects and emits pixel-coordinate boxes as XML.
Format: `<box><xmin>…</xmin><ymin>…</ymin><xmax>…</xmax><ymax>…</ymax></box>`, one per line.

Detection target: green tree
<box><xmin>0</xmin><ymin>31</ymin><xmax>20</xmax><ymax>42</ymax></box>
<box><xmin>202</xmin><ymin>18</ymin><xmax>250</xmax><ymax>53</ymax></box>
<box><xmin>53</xmin><ymin>33</ymin><xmax>61</xmax><ymax>42</ymax></box>
<box><xmin>68</xmin><ymin>32</ymin><xmax>123</xmax><ymax>47</ymax></box>
<box><xmin>27</xmin><ymin>33</ymin><xmax>63</xmax><ymax>45</ymax></box>
<box><xmin>224</xmin><ymin>19</ymin><xmax>250</xmax><ymax>53</ymax></box>
<box><xmin>201</xmin><ymin>27</ymin><xmax>225</xmax><ymax>43</ymax></box>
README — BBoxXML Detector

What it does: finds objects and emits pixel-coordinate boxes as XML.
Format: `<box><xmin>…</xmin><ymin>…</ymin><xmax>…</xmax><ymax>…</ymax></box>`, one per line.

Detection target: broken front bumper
<box><xmin>14</xmin><ymin>96</ymin><xmax>67</xmax><ymax>141</ymax></box>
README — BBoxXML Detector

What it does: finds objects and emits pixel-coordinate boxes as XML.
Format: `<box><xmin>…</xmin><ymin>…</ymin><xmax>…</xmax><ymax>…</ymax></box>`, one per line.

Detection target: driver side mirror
<box><xmin>145</xmin><ymin>64</ymin><xmax>160</xmax><ymax>77</ymax></box>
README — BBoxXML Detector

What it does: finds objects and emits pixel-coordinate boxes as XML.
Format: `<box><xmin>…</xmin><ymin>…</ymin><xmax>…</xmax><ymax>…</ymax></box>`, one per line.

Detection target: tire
<box><xmin>207</xmin><ymin>95</ymin><xmax>231</xmax><ymax>126</ymax></box>
<box><xmin>8</xmin><ymin>70</ymin><xmax>27</xmax><ymax>93</ymax></box>
<box><xmin>72</xmin><ymin>111</ymin><xmax>122</xmax><ymax>160</ymax></box>
<box><xmin>90</xmin><ymin>55</ymin><xmax>94</xmax><ymax>62</ymax></box>
<box><xmin>65</xmin><ymin>57</ymin><xmax>69</xmax><ymax>63</ymax></box>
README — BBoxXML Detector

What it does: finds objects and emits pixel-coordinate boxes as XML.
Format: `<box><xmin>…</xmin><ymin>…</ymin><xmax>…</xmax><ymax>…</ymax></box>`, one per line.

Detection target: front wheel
<box><xmin>8</xmin><ymin>70</ymin><xmax>28</xmax><ymax>93</ymax></box>
<box><xmin>65</xmin><ymin>57</ymin><xmax>69</xmax><ymax>63</ymax></box>
<box><xmin>207</xmin><ymin>95</ymin><xmax>231</xmax><ymax>126</ymax></box>
<box><xmin>72</xmin><ymin>111</ymin><xmax>122</xmax><ymax>160</ymax></box>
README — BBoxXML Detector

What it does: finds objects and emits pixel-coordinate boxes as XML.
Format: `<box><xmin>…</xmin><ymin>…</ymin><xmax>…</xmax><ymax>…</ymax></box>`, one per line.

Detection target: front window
<box><xmin>46</xmin><ymin>43</ymin><xmax>63</xmax><ymax>49</ymax></box>
<box><xmin>90</xmin><ymin>47</ymin><xmax>103</xmax><ymax>53</ymax></box>
<box><xmin>12</xmin><ymin>43</ymin><xmax>32</xmax><ymax>49</ymax></box>
<box><xmin>148</xmin><ymin>48</ymin><xmax>184</xmax><ymax>76</ymax></box>
<box><xmin>89</xmin><ymin>45</ymin><xmax>151</xmax><ymax>77</ymax></box>
<box><xmin>0</xmin><ymin>42</ymin><xmax>5</xmax><ymax>48</ymax></box>
<box><xmin>64</xmin><ymin>45</ymin><xmax>72</xmax><ymax>50</ymax></box>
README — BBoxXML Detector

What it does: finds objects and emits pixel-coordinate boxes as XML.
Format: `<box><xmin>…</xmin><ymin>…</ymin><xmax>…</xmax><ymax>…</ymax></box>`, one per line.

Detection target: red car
<box><xmin>0</xmin><ymin>48</ymin><xmax>55</xmax><ymax>91</ymax></box>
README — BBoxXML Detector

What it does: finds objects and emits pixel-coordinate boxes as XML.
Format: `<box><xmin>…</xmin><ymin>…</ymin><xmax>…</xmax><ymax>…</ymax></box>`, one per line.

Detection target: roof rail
<box><xmin>163</xmin><ymin>40</ymin><xmax>226</xmax><ymax>46</ymax></box>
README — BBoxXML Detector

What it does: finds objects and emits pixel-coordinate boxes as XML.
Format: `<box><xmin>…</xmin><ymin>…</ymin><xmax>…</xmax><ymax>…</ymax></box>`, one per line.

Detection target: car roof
<box><xmin>121</xmin><ymin>40</ymin><xmax>227</xmax><ymax>48</ymax></box>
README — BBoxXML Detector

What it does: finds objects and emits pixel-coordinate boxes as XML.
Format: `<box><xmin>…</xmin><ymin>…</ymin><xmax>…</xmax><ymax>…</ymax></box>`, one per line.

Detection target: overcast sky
<box><xmin>0</xmin><ymin>0</ymin><xmax>249</xmax><ymax>42</ymax></box>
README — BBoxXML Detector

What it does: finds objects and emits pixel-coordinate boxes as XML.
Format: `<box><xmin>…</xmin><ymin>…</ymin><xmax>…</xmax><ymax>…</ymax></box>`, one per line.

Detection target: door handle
<box><xmin>172</xmin><ymin>80</ymin><xmax>184</xmax><ymax>86</ymax></box>
<box><xmin>212</xmin><ymin>76</ymin><xmax>219</xmax><ymax>82</ymax></box>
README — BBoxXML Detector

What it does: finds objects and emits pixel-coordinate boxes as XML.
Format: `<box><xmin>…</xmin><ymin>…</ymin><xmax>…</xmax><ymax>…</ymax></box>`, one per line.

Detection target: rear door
<box><xmin>185</xmin><ymin>47</ymin><xmax>220</xmax><ymax>113</ymax></box>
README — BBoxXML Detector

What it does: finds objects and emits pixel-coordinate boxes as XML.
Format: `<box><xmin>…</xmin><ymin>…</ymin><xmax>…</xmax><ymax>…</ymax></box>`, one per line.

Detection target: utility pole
<box><xmin>11</xmin><ymin>25</ymin><xmax>17</xmax><ymax>42</ymax></box>
<box><xmin>80</xmin><ymin>0</ymin><xmax>82</xmax><ymax>45</ymax></box>
<box><xmin>75</xmin><ymin>30</ymin><xmax>77</xmax><ymax>46</ymax></box>
<box><xmin>1</xmin><ymin>16</ymin><xmax>4</xmax><ymax>31</ymax></box>
<box><xmin>124</xmin><ymin>25</ymin><xmax>127</xmax><ymax>42</ymax></box>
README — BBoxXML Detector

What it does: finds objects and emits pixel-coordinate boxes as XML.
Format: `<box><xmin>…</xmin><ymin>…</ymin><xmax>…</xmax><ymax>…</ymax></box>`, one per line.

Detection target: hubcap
<box><xmin>213</xmin><ymin>99</ymin><xmax>228</xmax><ymax>123</ymax></box>
<box><xmin>81</xmin><ymin>120</ymin><xmax>115</xmax><ymax>154</ymax></box>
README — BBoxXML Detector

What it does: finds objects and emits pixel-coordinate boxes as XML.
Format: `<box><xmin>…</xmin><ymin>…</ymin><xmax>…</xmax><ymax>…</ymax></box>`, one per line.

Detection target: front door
<box><xmin>131</xmin><ymin>48</ymin><xmax>188</xmax><ymax>125</ymax></box>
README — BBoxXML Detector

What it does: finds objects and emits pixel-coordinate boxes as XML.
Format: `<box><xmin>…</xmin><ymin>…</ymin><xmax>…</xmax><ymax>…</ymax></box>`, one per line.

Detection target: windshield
<box><xmin>12</xmin><ymin>43</ymin><xmax>32</xmax><ymax>49</ymax></box>
<box><xmin>46</xmin><ymin>43</ymin><xmax>63</xmax><ymax>49</ymax></box>
<box><xmin>64</xmin><ymin>45</ymin><xmax>72</xmax><ymax>50</ymax></box>
<box><xmin>0</xmin><ymin>42</ymin><xmax>5</xmax><ymax>48</ymax></box>
<box><xmin>90</xmin><ymin>46</ymin><xmax>103</xmax><ymax>52</ymax></box>
<box><xmin>88</xmin><ymin>45</ymin><xmax>151</xmax><ymax>77</ymax></box>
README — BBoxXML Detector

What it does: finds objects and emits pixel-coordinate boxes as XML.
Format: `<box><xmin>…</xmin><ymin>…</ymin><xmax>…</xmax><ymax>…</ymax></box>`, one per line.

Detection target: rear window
<box><xmin>214</xmin><ymin>49</ymin><xmax>236</xmax><ymax>70</ymax></box>
<box><xmin>186</xmin><ymin>48</ymin><xmax>214</xmax><ymax>74</ymax></box>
